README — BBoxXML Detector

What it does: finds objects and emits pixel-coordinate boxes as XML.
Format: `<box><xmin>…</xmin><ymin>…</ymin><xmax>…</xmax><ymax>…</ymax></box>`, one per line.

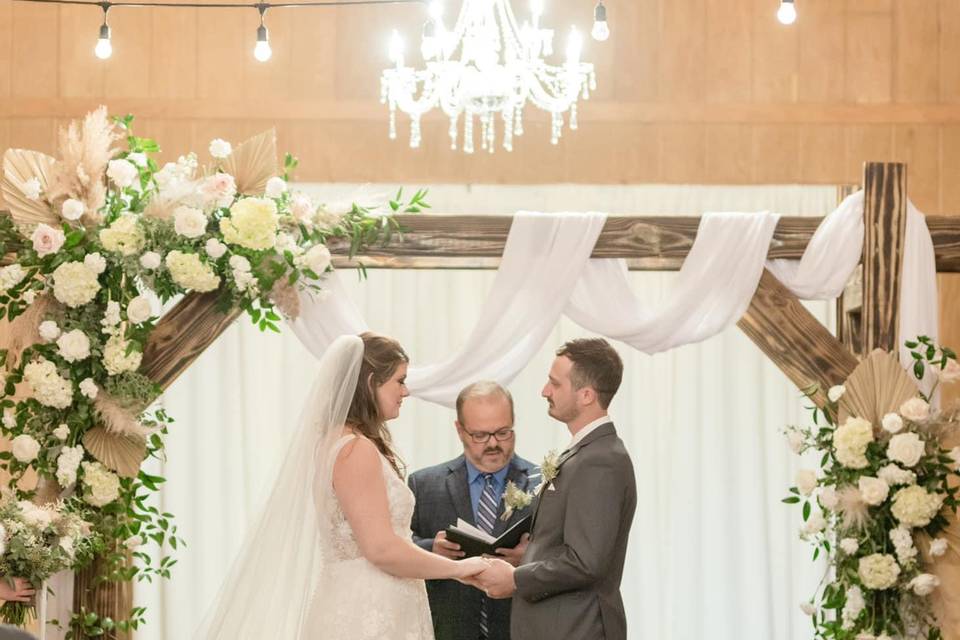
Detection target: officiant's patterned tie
<box><xmin>477</xmin><ymin>473</ymin><xmax>499</xmax><ymax>639</ymax></box>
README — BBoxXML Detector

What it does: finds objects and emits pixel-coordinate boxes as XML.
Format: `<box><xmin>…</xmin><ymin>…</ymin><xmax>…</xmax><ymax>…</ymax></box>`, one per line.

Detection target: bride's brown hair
<box><xmin>346</xmin><ymin>332</ymin><xmax>408</xmax><ymax>476</ymax></box>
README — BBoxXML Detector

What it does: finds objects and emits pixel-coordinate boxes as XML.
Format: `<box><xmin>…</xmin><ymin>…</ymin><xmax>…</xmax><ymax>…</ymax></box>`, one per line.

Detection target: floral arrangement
<box><xmin>784</xmin><ymin>337</ymin><xmax>960</xmax><ymax>640</ymax></box>
<box><xmin>0</xmin><ymin>497</ymin><xmax>97</xmax><ymax>626</ymax></box>
<box><xmin>0</xmin><ymin>107</ymin><xmax>424</xmax><ymax>634</ymax></box>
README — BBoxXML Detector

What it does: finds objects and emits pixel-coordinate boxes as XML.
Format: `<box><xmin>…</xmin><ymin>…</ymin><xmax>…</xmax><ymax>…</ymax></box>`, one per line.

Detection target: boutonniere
<box><xmin>500</xmin><ymin>450</ymin><xmax>562</xmax><ymax>521</ymax></box>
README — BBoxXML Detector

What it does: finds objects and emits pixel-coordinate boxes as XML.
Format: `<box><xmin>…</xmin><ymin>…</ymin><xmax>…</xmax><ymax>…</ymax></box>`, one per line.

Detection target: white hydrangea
<box><xmin>53</xmin><ymin>423</ymin><xmax>70</xmax><ymax>441</ymax></box>
<box><xmin>839</xmin><ymin>537</ymin><xmax>859</xmax><ymax>554</ymax></box>
<box><xmin>83</xmin><ymin>252</ymin><xmax>107</xmax><ymax>275</ymax></box>
<box><xmin>877</xmin><ymin>463</ymin><xmax>916</xmax><ymax>487</ymax></box>
<box><xmin>139</xmin><ymin>251</ymin><xmax>162</xmax><ymax>270</ymax></box>
<box><xmin>79</xmin><ymin>378</ymin><xmax>98</xmax><ymax>400</ymax></box>
<box><xmin>56</xmin><ymin>445</ymin><xmax>84</xmax><ymax>488</ymax></box>
<box><xmin>38</xmin><ymin>320</ymin><xmax>61</xmax><ymax>342</ymax></box>
<box><xmin>81</xmin><ymin>461</ymin><xmax>120</xmax><ymax>507</ymax></box>
<box><xmin>23</xmin><ymin>359</ymin><xmax>73</xmax><ymax>409</ymax></box>
<box><xmin>887</xmin><ymin>432</ymin><xmax>925</xmax><ymax>468</ymax></box>
<box><xmin>858</xmin><ymin>476</ymin><xmax>889</xmax><ymax>506</ymax></box>
<box><xmin>103</xmin><ymin>334</ymin><xmax>143</xmax><ymax>376</ymax></box>
<box><xmin>857</xmin><ymin>554</ymin><xmax>900</xmax><ymax>590</ymax></box>
<box><xmin>166</xmin><ymin>251</ymin><xmax>221</xmax><ymax>292</ymax></box>
<box><xmin>881</xmin><ymin>413</ymin><xmax>903</xmax><ymax>434</ymax></box>
<box><xmin>99</xmin><ymin>214</ymin><xmax>145</xmax><ymax>256</ymax></box>
<box><xmin>126</xmin><ymin>295</ymin><xmax>153</xmax><ymax>324</ymax></box>
<box><xmin>220</xmin><ymin>198</ymin><xmax>279</xmax><ymax>250</ymax></box>
<box><xmin>173</xmin><ymin>205</ymin><xmax>208</xmax><ymax>239</ymax></box>
<box><xmin>52</xmin><ymin>261</ymin><xmax>100</xmax><ymax>308</ymax></box>
<box><xmin>209</xmin><ymin>138</ymin><xmax>232</xmax><ymax>159</ymax></box>
<box><xmin>265</xmin><ymin>176</ymin><xmax>288</xmax><ymax>199</ymax></box>
<box><xmin>0</xmin><ymin>264</ymin><xmax>26</xmax><ymax>293</ymax></box>
<box><xmin>56</xmin><ymin>329</ymin><xmax>91</xmax><ymax>363</ymax></box>
<box><xmin>11</xmin><ymin>434</ymin><xmax>40</xmax><ymax>463</ymax></box>
<box><xmin>833</xmin><ymin>417</ymin><xmax>874</xmax><ymax>469</ymax></box>
<box><xmin>841</xmin><ymin>585</ymin><xmax>865</xmax><ymax>628</ymax></box>
<box><xmin>891</xmin><ymin>485</ymin><xmax>944</xmax><ymax>528</ymax></box>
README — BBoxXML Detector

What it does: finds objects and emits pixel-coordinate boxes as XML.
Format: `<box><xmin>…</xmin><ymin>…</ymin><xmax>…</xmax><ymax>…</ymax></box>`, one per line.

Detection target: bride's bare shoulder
<box><xmin>335</xmin><ymin>433</ymin><xmax>380</xmax><ymax>467</ymax></box>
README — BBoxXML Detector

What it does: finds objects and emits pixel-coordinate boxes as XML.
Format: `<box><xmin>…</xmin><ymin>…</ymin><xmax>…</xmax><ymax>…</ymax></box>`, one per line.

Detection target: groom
<box><xmin>470</xmin><ymin>338</ymin><xmax>637</xmax><ymax>640</ymax></box>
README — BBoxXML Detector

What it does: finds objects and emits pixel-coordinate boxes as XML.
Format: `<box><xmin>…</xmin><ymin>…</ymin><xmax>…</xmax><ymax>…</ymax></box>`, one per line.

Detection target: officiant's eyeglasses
<box><xmin>462</xmin><ymin>427</ymin><xmax>515</xmax><ymax>444</ymax></box>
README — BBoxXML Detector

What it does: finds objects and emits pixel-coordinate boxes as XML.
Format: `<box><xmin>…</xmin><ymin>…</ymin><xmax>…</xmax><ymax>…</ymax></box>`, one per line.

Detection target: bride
<box><xmin>197</xmin><ymin>333</ymin><xmax>487</xmax><ymax>639</ymax></box>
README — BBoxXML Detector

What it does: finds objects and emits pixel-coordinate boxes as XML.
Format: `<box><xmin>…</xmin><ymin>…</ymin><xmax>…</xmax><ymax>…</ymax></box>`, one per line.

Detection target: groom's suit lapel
<box><xmin>446</xmin><ymin>456</ymin><xmax>475</xmax><ymax>526</ymax></box>
<box><xmin>529</xmin><ymin>422</ymin><xmax>616</xmax><ymax>533</ymax></box>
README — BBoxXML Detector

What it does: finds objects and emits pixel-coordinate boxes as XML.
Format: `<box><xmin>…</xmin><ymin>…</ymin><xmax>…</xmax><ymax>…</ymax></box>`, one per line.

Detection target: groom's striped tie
<box><xmin>478</xmin><ymin>473</ymin><xmax>499</xmax><ymax>639</ymax></box>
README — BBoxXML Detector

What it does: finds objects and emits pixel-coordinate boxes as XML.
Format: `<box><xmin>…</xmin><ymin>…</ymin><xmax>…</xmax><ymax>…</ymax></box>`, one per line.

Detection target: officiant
<box><xmin>408</xmin><ymin>381</ymin><xmax>538</xmax><ymax>640</ymax></box>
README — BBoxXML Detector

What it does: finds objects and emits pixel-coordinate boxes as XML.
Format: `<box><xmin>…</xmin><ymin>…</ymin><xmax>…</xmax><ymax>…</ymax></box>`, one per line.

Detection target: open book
<box><xmin>445</xmin><ymin>515</ymin><xmax>532</xmax><ymax>558</ymax></box>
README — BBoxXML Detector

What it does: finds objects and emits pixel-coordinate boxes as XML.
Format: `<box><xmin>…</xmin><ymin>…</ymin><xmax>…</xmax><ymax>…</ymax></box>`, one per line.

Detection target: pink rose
<box><xmin>31</xmin><ymin>223</ymin><xmax>66</xmax><ymax>257</ymax></box>
<box><xmin>201</xmin><ymin>173</ymin><xmax>237</xmax><ymax>209</ymax></box>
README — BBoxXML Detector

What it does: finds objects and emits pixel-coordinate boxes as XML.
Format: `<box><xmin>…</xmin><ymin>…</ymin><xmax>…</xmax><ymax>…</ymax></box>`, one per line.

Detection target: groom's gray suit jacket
<box><xmin>408</xmin><ymin>454</ymin><xmax>538</xmax><ymax>640</ymax></box>
<box><xmin>511</xmin><ymin>422</ymin><xmax>636</xmax><ymax>640</ymax></box>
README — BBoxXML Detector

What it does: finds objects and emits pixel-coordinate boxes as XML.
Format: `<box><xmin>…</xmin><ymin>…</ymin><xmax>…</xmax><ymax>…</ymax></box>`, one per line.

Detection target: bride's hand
<box><xmin>454</xmin><ymin>556</ymin><xmax>489</xmax><ymax>583</ymax></box>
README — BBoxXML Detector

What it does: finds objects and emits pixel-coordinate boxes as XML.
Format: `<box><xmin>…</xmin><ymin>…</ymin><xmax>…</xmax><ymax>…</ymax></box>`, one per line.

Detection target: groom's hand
<box><xmin>475</xmin><ymin>558</ymin><xmax>517</xmax><ymax>599</ymax></box>
<box><xmin>493</xmin><ymin>532</ymin><xmax>530</xmax><ymax>567</ymax></box>
<box><xmin>432</xmin><ymin>531</ymin><xmax>465</xmax><ymax>559</ymax></box>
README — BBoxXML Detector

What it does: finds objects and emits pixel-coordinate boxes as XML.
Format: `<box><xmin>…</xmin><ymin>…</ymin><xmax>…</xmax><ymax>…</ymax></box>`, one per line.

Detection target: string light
<box><xmin>94</xmin><ymin>6</ymin><xmax>112</xmax><ymax>59</ymax></box>
<box><xmin>777</xmin><ymin>0</ymin><xmax>796</xmax><ymax>25</ymax></box>
<box><xmin>591</xmin><ymin>1</ymin><xmax>609</xmax><ymax>42</ymax></box>
<box><xmin>254</xmin><ymin>5</ymin><xmax>272</xmax><ymax>62</ymax></box>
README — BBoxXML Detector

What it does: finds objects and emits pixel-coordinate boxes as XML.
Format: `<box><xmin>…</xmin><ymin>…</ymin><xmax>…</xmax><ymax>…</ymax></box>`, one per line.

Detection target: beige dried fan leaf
<box><xmin>221</xmin><ymin>129</ymin><xmax>278</xmax><ymax>196</ymax></box>
<box><xmin>83</xmin><ymin>427</ymin><xmax>147</xmax><ymax>478</ymax></box>
<box><xmin>1</xmin><ymin>149</ymin><xmax>59</xmax><ymax>225</ymax></box>
<box><xmin>838</xmin><ymin>349</ymin><xmax>921</xmax><ymax>427</ymax></box>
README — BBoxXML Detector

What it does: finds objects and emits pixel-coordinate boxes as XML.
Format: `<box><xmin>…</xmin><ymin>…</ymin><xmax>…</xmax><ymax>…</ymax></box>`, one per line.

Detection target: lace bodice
<box><xmin>323</xmin><ymin>436</ymin><xmax>416</xmax><ymax>562</ymax></box>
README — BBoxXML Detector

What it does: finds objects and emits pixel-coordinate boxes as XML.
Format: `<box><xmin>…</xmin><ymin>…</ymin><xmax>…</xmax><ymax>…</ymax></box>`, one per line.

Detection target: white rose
<box><xmin>899</xmin><ymin>397</ymin><xmax>930</xmax><ymax>422</ymax></box>
<box><xmin>84</xmin><ymin>252</ymin><xmax>107</xmax><ymax>275</ymax></box>
<box><xmin>803</xmin><ymin>511</ymin><xmax>826</xmax><ymax>535</ymax></box>
<box><xmin>205</xmin><ymin>238</ymin><xmax>227</xmax><ymax>259</ymax></box>
<box><xmin>265</xmin><ymin>176</ymin><xmax>288</xmax><ymax>199</ymax></box>
<box><xmin>300</xmin><ymin>244</ymin><xmax>331</xmax><ymax>275</ymax></box>
<box><xmin>127</xmin><ymin>152</ymin><xmax>147</xmax><ymax>167</ymax></box>
<box><xmin>930</xmin><ymin>538</ymin><xmax>948</xmax><ymax>557</ymax></box>
<box><xmin>209</xmin><ymin>138</ymin><xmax>232</xmax><ymax>159</ymax></box>
<box><xmin>22</xmin><ymin>177</ymin><xmax>41</xmax><ymax>201</ymax></box>
<box><xmin>289</xmin><ymin>193</ymin><xmax>315</xmax><ymax>222</ymax></box>
<box><xmin>31</xmin><ymin>223</ymin><xmax>66</xmax><ymax>257</ymax></box>
<box><xmin>887</xmin><ymin>432</ymin><xmax>926</xmax><ymax>468</ymax></box>
<box><xmin>61</xmin><ymin>198</ymin><xmax>85</xmax><ymax>221</ymax></box>
<box><xmin>881</xmin><ymin>413</ymin><xmax>903</xmax><ymax>434</ymax></box>
<box><xmin>56</xmin><ymin>329</ymin><xmax>91</xmax><ymax>362</ymax></box>
<box><xmin>81</xmin><ymin>461</ymin><xmax>120</xmax><ymax>507</ymax></box>
<box><xmin>858</xmin><ymin>553</ymin><xmax>900</xmax><ymax>590</ymax></box>
<box><xmin>139</xmin><ymin>251</ymin><xmax>162</xmax><ymax>270</ymax></box>
<box><xmin>53</xmin><ymin>424</ymin><xmax>70</xmax><ymax>440</ymax></box>
<box><xmin>877</xmin><ymin>463</ymin><xmax>916</xmax><ymax>486</ymax></box>
<box><xmin>939</xmin><ymin>358</ymin><xmax>960</xmax><ymax>383</ymax></box>
<box><xmin>819</xmin><ymin>486</ymin><xmax>839</xmax><ymax>510</ymax></box>
<box><xmin>107</xmin><ymin>158</ymin><xmax>138</xmax><ymax>188</ymax></box>
<box><xmin>11</xmin><ymin>434</ymin><xmax>40</xmax><ymax>463</ymax></box>
<box><xmin>909</xmin><ymin>573</ymin><xmax>940</xmax><ymax>596</ymax></box>
<box><xmin>840</xmin><ymin>538</ymin><xmax>859</xmax><ymax>554</ymax></box>
<box><xmin>39</xmin><ymin>320</ymin><xmax>61</xmax><ymax>342</ymax></box>
<box><xmin>79</xmin><ymin>378</ymin><xmax>98</xmax><ymax>400</ymax></box>
<box><xmin>858</xmin><ymin>476</ymin><xmax>889</xmax><ymax>506</ymax></box>
<box><xmin>229</xmin><ymin>255</ymin><xmax>251</xmax><ymax>272</ymax></box>
<box><xmin>123</xmin><ymin>534</ymin><xmax>144</xmax><ymax>550</ymax></box>
<box><xmin>796</xmin><ymin>469</ymin><xmax>817</xmax><ymax>496</ymax></box>
<box><xmin>126</xmin><ymin>295</ymin><xmax>153</xmax><ymax>324</ymax></box>
<box><xmin>173</xmin><ymin>205</ymin><xmax>208</xmax><ymax>239</ymax></box>
<box><xmin>799</xmin><ymin>602</ymin><xmax>816</xmax><ymax>616</ymax></box>
<box><xmin>828</xmin><ymin>385</ymin><xmax>846</xmax><ymax>403</ymax></box>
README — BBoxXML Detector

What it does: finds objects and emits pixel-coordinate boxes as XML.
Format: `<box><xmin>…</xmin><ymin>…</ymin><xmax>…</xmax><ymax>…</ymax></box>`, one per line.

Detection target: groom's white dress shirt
<box><xmin>566</xmin><ymin>414</ymin><xmax>613</xmax><ymax>451</ymax></box>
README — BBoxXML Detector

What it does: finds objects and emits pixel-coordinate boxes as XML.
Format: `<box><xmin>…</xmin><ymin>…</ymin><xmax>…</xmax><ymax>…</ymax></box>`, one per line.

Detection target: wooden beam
<box><xmin>140</xmin><ymin>292</ymin><xmax>242</xmax><ymax>391</ymax></box>
<box><xmin>861</xmin><ymin>162</ymin><xmax>908</xmax><ymax>353</ymax></box>
<box><xmin>737</xmin><ymin>269</ymin><xmax>860</xmax><ymax>408</ymax></box>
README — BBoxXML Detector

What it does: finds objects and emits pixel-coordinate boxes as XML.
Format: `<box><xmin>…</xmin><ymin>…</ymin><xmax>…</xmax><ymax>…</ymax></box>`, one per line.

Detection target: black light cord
<box><xmin>14</xmin><ymin>0</ymin><xmax>423</xmax><ymax>9</ymax></box>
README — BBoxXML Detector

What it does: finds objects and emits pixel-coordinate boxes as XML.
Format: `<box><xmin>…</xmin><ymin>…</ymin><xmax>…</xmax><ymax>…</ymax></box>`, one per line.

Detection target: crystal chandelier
<box><xmin>380</xmin><ymin>0</ymin><xmax>596</xmax><ymax>154</ymax></box>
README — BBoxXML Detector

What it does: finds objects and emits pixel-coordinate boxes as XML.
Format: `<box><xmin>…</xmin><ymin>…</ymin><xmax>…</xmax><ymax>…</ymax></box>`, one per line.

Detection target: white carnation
<box><xmin>909</xmin><ymin>573</ymin><xmax>940</xmax><ymax>596</ymax></box>
<box><xmin>887</xmin><ymin>432</ymin><xmax>925</xmax><ymax>468</ymax></box>
<box><xmin>209</xmin><ymin>138</ymin><xmax>232</xmax><ymax>159</ymax></box>
<box><xmin>839</xmin><ymin>537</ymin><xmax>859</xmax><ymax>554</ymax></box>
<box><xmin>56</xmin><ymin>329</ymin><xmax>91</xmax><ymax>362</ymax></box>
<box><xmin>83</xmin><ymin>252</ymin><xmax>107</xmax><ymax>275</ymax></box>
<box><xmin>103</xmin><ymin>334</ymin><xmax>143</xmax><ymax>376</ymax></box>
<box><xmin>52</xmin><ymin>261</ymin><xmax>101</xmax><ymax>308</ymax></box>
<box><xmin>11</xmin><ymin>434</ymin><xmax>40</xmax><ymax>463</ymax></box>
<box><xmin>81</xmin><ymin>461</ymin><xmax>120</xmax><ymax>507</ymax></box>
<box><xmin>899</xmin><ymin>397</ymin><xmax>930</xmax><ymax>422</ymax></box>
<box><xmin>828</xmin><ymin>385</ymin><xmax>846</xmax><ymax>403</ymax></box>
<box><xmin>205</xmin><ymin>238</ymin><xmax>227</xmax><ymax>259</ymax></box>
<box><xmin>833</xmin><ymin>417</ymin><xmax>874</xmax><ymax>469</ymax></box>
<box><xmin>139</xmin><ymin>251</ymin><xmax>162</xmax><ymax>270</ymax></box>
<box><xmin>930</xmin><ymin>538</ymin><xmax>948</xmax><ymax>557</ymax></box>
<box><xmin>79</xmin><ymin>378</ymin><xmax>98</xmax><ymax>400</ymax></box>
<box><xmin>265</xmin><ymin>176</ymin><xmax>288</xmax><ymax>198</ymax></box>
<box><xmin>229</xmin><ymin>255</ymin><xmax>251</xmax><ymax>272</ymax></box>
<box><xmin>842</xmin><ymin>585</ymin><xmax>865</xmax><ymax>628</ymax></box>
<box><xmin>126</xmin><ymin>295</ymin><xmax>153</xmax><ymax>324</ymax></box>
<box><xmin>173</xmin><ymin>205</ymin><xmax>208</xmax><ymax>239</ymax></box>
<box><xmin>881</xmin><ymin>413</ymin><xmax>903</xmax><ymax>434</ymax></box>
<box><xmin>796</xmin><ymin>469</ymin><xmax>817</xmax><ymax>496</ymax></box>
<box><xmin>858</xmin><ymin>554</ymin><xmax>900</xmax><ymax>590</ymax></box>
<box><xmin>39</xmin><ymin>320</ymin><xmax>61</xmax><ymax>342</ymax></box>
<box><xmin>56</xmin><ymin>445</ymin><xmax>84</xmax><ymax>488</ymax></box>
<box><xmin>53</xmin><ymin>423</ymin><xmax>70</xmax><ymax>441</ymax></box>
<box><xmin>61</xmin><ymin>198</ymin><xmax>85</xmax><ymax>221</ymax></box>
<box><xmin>858</xmin><ymin>476</ymin><xmax>889</xmax><ymax>506</ymax></box>
<box><xmin>107</xmin><ymin>158</ymin><xmax>138</xmax><ymax>188</ymax></box>
<box><xmin>23</xmin><ymin>359</ymin><xmax>73</xmax><ymax>408</ymax></box>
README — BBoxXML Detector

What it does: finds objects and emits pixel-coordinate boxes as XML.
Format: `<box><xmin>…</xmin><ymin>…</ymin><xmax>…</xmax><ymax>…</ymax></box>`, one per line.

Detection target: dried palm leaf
<box><xmin>33</xmin><ymin>476</ymin><xmax>63</xmax><ymax>505</ymax></box>
<box><xmin>1</xmin><ymin>149</ymin><xmax>59</xmax><ymax>226</ymax></box>
<box><xmin>83</xmin><ymin>427</ymin><xmax>146</xmax><ymax>478</ymax></box>
<box><xmin>0</xmin><ymin>294</ymin><xmax>55</xmax><ymax>373</ymax></box>
<box><xmin>221</xmin><ymin>129</ymin><xmax>277</xmax><ymax>195</ymax></box>
<box><xmin>838</xmin><ymin>349</ymin><xmax>920</xmax><ymax>429</ymax></box>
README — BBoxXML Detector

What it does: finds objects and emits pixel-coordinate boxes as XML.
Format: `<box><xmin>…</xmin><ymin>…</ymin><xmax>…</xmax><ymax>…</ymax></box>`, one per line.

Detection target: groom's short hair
<box><xmin>456</xmin><ymin>381</ymin><xmax>515</xmax><ymax>425</ymax></box>
<box><xmin>557</xmin><ymin>338</ymin><xmax>623</xmax><ymax>409</ymax></box>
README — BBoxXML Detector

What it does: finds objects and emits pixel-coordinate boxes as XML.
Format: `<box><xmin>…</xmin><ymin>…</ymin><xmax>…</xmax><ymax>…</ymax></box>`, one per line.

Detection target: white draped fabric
<box><xmin>133</xmin><ymin>184</ymin><xmax>932</xmax><ymax>640</ymax></box>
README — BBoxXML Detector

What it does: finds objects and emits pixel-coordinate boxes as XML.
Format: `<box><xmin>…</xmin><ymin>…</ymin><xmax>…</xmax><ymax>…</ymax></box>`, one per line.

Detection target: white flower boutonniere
<box><xmin>499</xmin><ymin>450</ymin><xmax>563</xmax><ymax>521</ymax></box>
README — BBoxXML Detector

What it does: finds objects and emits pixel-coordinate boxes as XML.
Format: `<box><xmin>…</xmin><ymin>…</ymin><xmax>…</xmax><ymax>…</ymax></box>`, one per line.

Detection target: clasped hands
<box><xmin>439</xmin><ymin>532</ymin><xmax>530</xmax><ymax>599</ymax></box>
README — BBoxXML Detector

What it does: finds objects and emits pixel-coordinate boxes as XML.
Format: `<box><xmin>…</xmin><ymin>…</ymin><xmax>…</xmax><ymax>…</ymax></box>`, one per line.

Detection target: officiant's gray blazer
<box><xmin>408</xmin><ymin>454</ymin><xmax>538</xmax><ymax>640</ymax></box>
<box><xmin>511</xmin><ymin>422</ymin><xmax>636</xmax><ymax>640</ymax></box>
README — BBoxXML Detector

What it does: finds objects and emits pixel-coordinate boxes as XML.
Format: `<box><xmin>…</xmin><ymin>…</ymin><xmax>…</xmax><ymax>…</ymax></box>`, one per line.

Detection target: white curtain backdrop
<box><xmin>136</xmin><ymin>184</ymin><xmax>840</xmax><ymax>640</ymax></box>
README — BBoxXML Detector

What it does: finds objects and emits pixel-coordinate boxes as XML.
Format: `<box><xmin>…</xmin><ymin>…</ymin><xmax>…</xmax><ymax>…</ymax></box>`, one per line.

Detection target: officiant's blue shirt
<box><xmin>465</xmin><ymin>458</ymin><xmax>512</xmax><ymax>523</ymax></box>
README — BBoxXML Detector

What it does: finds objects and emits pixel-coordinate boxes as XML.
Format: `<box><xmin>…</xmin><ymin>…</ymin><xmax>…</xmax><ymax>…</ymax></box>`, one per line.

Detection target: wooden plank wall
<box><xmin>0</xmin><ymin>0</ymin><xmax>958</xmax><ymax>401</ymax></box>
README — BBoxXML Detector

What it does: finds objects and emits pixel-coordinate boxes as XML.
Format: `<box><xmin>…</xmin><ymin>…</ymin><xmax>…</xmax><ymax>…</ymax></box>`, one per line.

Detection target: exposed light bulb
<box><xmin>777</xmin><ymin>0</ymin><xmax>797</xmax><ymax>25</ymax></box>
<box><xmin>94</xmin><ymin>22</ymin><xmax>112</xmax><ymax>59</ymax></box>
<box><xmin>530</xmin><ymin>0</ymin><xmax>543</xmax><ymax>23</ymax></box>
<box><xmin>591</xmin><ymin>1</ymin><xmax>609</xmax><ymax>41</ymax></box>
<box><xmin>254</xmin><ymin>24</ymin><xmax>272</xmax><ymax>61</ymax></box>
<box><xmin>429</xmin><ymin>0</ymin><xmax>443</xmax><ymax>22</ymax></box>
<box><xmin>389</xmin><ymin>29</ymin><xmax>405</xmax><ymax>66</ymax></box>
<box><xmin>565</xmin><ymin>26</ymin><xmax>582</xmax><ymax>63</ymax></box>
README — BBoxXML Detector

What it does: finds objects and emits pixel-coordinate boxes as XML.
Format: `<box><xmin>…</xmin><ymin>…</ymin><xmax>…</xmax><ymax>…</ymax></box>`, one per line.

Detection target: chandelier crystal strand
<box><xmin>382</xmin><ymin>0</ymin><xmax>595</xmax><ymax>154</ymax></box>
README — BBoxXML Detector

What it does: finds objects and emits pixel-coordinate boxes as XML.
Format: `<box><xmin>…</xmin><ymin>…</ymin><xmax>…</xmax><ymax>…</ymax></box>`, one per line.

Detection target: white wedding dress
<box><xmin>196</xmin><ymin>336</ymin><xmax>434</xmax><ymax>640</ymax></box>
<box><xmin>302</xmin><ymin>434</ymin><xmax>434</xmax><ymax>639</ymax></box>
